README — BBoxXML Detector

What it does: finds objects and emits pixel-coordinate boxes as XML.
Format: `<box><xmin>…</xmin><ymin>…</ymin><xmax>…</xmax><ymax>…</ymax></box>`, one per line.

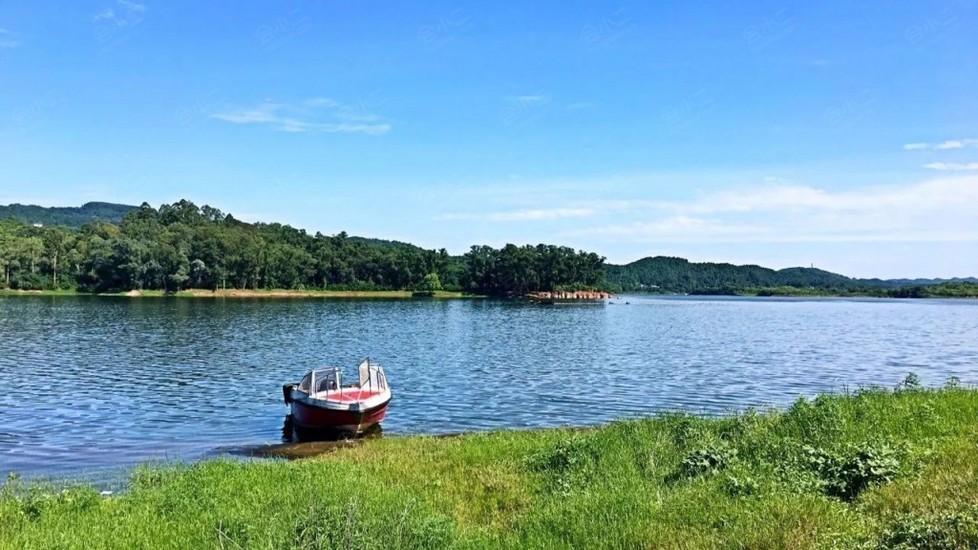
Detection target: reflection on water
<box><xmin>216</xmin><ymin>416</ymin><xmax>384</xmax><ymax>461</ymax></box>
<box><xmin>280</xmin><ymin>414</ymin><xmax>384</xmax><ymax>443</ymax></box>
<box><xmin>1</xmin><ymin>295</ymin><xmax>977</xmax><ymax>479</ymax></box>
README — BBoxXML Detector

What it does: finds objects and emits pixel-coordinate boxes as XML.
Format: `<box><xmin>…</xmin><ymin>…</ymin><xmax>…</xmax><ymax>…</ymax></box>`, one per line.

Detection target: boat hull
<box><xmin>289</xmin><ymin>397</ymin><xmax>391</xmax><ymax>435</ymax></box>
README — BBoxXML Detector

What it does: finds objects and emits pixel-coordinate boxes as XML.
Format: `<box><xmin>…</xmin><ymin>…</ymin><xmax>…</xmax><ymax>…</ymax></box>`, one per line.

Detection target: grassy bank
<box><xmin>0</xmin><ymin>289</ymin><xmax>475</xmax><ymax>299</ymax></box>
<box><xmin>2</xmin><ymin>382</ymin><xmax>978</xmax><ymax>549</ymax></box>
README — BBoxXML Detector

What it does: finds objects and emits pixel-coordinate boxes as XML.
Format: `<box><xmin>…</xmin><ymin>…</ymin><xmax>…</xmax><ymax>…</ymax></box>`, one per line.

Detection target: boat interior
<box><xmin>297</xmin><ymin>359</ymin><xmax>389</xmax><ymax>402</ymax></box>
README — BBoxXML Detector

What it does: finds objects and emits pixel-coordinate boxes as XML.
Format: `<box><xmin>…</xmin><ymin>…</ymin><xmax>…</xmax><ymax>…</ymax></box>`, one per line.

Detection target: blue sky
<box><xmin>1</xmin><ymin>1</ymin><xmax>976</xmax><ymax>277</ymax></box>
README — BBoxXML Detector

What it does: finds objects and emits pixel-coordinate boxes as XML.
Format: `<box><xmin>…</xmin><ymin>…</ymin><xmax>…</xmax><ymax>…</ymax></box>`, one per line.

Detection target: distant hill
<box><xmin>604</xmin><ymin>256</ymin><xmax>974</xmax><ymax>293</ymax></box>
<box><xmin>0</xmin><ymin>202</ymin><xmax>137</xmax><ymax>228</ymax></box>
<box><xmin>605</xmin><ymin>256</ymin><xmax>849</xmax><ymax>293</ymax></box>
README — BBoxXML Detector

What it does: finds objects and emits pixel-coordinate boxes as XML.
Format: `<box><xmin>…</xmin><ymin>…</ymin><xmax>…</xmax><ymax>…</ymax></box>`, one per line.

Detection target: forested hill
<box><xmin>2</xmin><ymin>200</ymin><xmax>974</xmax><ymax>297</ymax></box>
<box><xmin>604</xmin><ymin>256</ymin><xmax>976</xmax><ymax>294</ymax></box>
<box><xmin>0</xmin><ymin>200</ymin><xmax>606</xmax><ymax>296</ymax></box>
<box><xmin>0</xmin><ymin>202</ymin><xmax>433</xmax><ymax>252</ymax></box>
<box><xmin>0</xmin><ymin>202</ymin><xmax>137</xmax><ymax>228</ymax></box>
<box><xmin>605</xmin><ymin>257</ymin><xmax>851</xmax><ymax>293</ymax></box>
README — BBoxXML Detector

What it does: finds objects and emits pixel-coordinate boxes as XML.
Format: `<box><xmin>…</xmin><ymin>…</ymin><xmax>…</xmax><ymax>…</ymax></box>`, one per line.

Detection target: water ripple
<box><xmin>1</xmin><ymin>295</ymin><xmax>977</xmax><ymax>479</ymax></box>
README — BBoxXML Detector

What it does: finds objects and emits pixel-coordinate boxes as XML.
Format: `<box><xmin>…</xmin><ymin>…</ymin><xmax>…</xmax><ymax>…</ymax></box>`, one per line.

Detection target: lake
<box><xmin>1</xmin><ymin>295</ymin><xmax>976</xmax><ymax>481</ymax></box>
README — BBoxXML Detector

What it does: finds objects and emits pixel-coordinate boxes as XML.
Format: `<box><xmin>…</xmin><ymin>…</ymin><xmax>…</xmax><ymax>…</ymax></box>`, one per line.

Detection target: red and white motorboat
<box><xmin>282</xmin><ymin>358</ymin><xmax>392</xmax><ymax>436</ymax></box>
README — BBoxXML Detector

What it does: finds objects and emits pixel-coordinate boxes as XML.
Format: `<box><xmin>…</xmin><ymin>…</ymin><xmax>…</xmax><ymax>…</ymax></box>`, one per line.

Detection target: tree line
<box><xmin>0</xmin><ymin>200</ymin><xmax>608</xmax><ymax>296</ymax></box>
<box><xmin>605</xmin><ymin>256</ymin><xmax>978</xmax><ymax>297</ymax></box>
<box><xmin>5</xmin><ymin>202</ymin><xmax>972</xmax><ymax>298</ymax></box>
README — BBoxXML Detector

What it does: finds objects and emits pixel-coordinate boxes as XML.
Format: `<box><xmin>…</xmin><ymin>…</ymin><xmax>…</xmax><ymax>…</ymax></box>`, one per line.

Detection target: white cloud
<box><xmin>117</xmin><ymin>0</ymin><xmax>147</xmax><ymax>12</ymax></box>
<box><xmin>555</xmin><ymin>176</ymin><xmax>978</xmax><ymax>244</ymax></box>
<box><xmin>212</xmin><ymin>98</ymin><xmax>390</xmax><ymax>135</ymax></box>
<box><xmin>439</xmin><ymin>207</ymin><xmax>596</xmax><ymax>222</ymax></box>
<box><xmin>565</xmin><ymin>102</ymin><xmax>595</xmax><ymax>110</ymax></box>
<box><xmin>435</xmin><ymin>171</ymin><xmax>978</xmax><ymax>249</ymax></box>
<box><xmin>212</xmin><ymin>102</ymin><xmax>280</xmax><ymax>124</ymax></box>
<box><xmin>304</xmin><ymin>97</ymin><xmax>340</xmax><ymax>108</ymax></box>
<box><xmin>92</xmin><ymin>0</ymin><xmax>146</xmax><ymax>25</ymax></box>
<box><xmin>0</xmin><ymin>27</ymin><xmax>20</xmax><ymax>49</ymax></box>
<box><xmin>903</xmin><ymin>138</ymin><xmax>978</xmax><ymax>150</ymax></box>
<box><xmin>923</xmin><ymin>162</ymin><xmax>978</xmax><ymax>171</ymax></box>
<box><xmin>508</xmin><ymin>95</ymin><xmax>549</xmax><ymax>103</ymax></box>
<box><xmin>578</xmin><ymin>216</ymin><xmax>765</xmax><ymax>239</ymax></box>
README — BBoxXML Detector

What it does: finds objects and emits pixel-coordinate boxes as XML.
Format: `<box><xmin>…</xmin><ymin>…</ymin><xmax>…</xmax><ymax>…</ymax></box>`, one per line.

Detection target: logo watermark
<box><xmin>905</xmin><ymin>7</ymin><xmax>959</xmax><ymax>52</ymax></box>
<box><xmin>256</xmin><ymin>7</ymin><xmax>312</xmax><ymax>51</ymax></box>
<box><xmin>581</xmin><ymin>7</ymin><xmax>634</xmax><ymax>52</ymax></box>
<box><xmin>175</xmin><ymin>89</ymin><xmax>233</xmax><ymax>132</ymax></box>
<box><xmin>92</xmin><ymin>0</ymin><xmax>148</xmax><ymax>52</ymax></box>
<box><xmin>500</xmin><ymin>92</ymin><xmax>552</xmax><ymax>132</ymax></box>
<box><xmin>10</xmin><ymin>91</ymin><xmax>68</xmax><ymax>133</ymax></box>
<box><xmin>419</xmin><ymin>8</ymin><xmax>471</xmax><ymax>51</ymax></box>
<box><xmin>661</xmin><ymin>90</ymin><xmax>718</xmax><ymax>129</ymax></box>
<box><xmin>743</xmin><ymin>8</ymin><xmax>797</xmax><ymax>52</ymax></box>
<box><xmin>823</xmin><ymin>89</ymin><xmax>878</xmax><ymax>132</ymax></box>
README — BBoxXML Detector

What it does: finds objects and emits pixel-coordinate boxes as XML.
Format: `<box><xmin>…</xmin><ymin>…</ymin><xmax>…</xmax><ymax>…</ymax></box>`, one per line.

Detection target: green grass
<box><xmin>3</xmin><ymin>381</ymin><xmax>978</xmax><ymax>549</ymax></box>
<box><xmin>0</xmin><ymin>288</ymin><xmax>82</xmax><ymax>296</ymax></box>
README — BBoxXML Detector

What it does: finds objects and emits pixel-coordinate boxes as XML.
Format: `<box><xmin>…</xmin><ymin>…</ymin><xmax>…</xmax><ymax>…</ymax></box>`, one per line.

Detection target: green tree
<box><xmin>419</xmin><ymin>272</ymin><xmax>442</xmax><ymax>292</ymax></box>
<box><xmin>42</xmin><ymin>227</ymin><xmax>73</xmax><ymax>289</ymax></box>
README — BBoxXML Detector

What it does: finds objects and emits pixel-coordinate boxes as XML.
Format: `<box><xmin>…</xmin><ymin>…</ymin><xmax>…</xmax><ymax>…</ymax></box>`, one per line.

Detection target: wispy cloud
<box><xmin>0</xmin><ymin>27</ymin><xmax>20</xmax><ymax>49</ymax></box>
<box><xmin>118</xmin><ymin>0</ymin><xmax>147</xmax><ymax>12</ymax></box>
<box><xmin>212</xmin><ymin>98</ymin><xmax>390</xmax><ymax>135</ymax></box>
<box><xmin>565</xmin><ymin>102</ymin><xmax>595</xmax><ymax>110</ymax></box>
<box><xmin>904</xmin><ymin>138</ymin><xmax>978</xmax><ymax>172</ymax></box>
<box><xmin>304</xmin><ymin>97</ymin><xmax>340</xmax><ymax>108</ymax></box>
<box><xmin>92</xmin><ymin>0</ymin><xmax>146</xmax><ymax>25</ymax></box>
<box><xmin>923</xmin><ymin>162</ymin><xmax>978</xmax><ymax>171</ymax></box>
<box><xmin>570</xmin><ymin>216</ymin><xmax>768</xmax><ymax>240</ymax></box>
<box><xmin>903</xmin><ymin>138</ymin><xmax>978</xmax><ymax>150</ymax></box>
<box><xmin>506</xmin><ymin>94</ymin><xmax>550</xmax><ymax>103</ymax></box>
<box><xmin>562</xmin><ymin>177</ymin><xmax>978</xmax><ymax>243</ymax></box>
<box><xmin>499</xmin><ymin>92</ymin><xmax>554</xmax><ymax>129</ymax></box>
<box><xmin>446</xmin><ymin>175</ymin><xmax>978</xmax><ymax>245</ymax></box>
<box><xmin>439</xmin><ymin>207</ymin><xmax>596</xmax><ymax>222</ymax></box>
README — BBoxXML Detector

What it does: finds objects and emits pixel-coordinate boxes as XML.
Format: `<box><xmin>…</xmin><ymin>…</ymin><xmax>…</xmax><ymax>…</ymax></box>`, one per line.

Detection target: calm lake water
<box><xmin>1</xmin><ymin>295</ymin><xmax>977</xmax><ymax>481</ymax></box>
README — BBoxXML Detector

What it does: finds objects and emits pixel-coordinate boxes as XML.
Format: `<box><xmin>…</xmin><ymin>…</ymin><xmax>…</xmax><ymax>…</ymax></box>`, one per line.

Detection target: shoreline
<box><xmin>1</xmin><ymin>385</ymin><xmax>976</xmax><ymax>548</ymax></box>
<box><xmin>3</xmin><ymin>288</ymin><xmax>976</xmax><ymax>300</ymax></box>
<box><xmin>0</xmin><ymin>288</ymin><xmax>481</xmax><ymax>299</ymax></box>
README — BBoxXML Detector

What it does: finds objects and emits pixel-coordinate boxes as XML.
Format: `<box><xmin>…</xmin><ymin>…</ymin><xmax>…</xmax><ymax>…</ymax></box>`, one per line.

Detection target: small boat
<box><xmin>282</xmin><ymin>358</ymin><xmax>392</xmax><ymax>436</ymax></box>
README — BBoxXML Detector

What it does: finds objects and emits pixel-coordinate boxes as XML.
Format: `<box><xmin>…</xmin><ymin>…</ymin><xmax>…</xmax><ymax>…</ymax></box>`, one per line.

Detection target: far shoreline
<box><xmin>0</xmin><ymin>288</ymin><xmax>484</xmax><ymax>299</ymax></box>
<box><xmin>2</xmin><ymin>288</ymin><xmax>975</xmax><ymax>300</ymax></box>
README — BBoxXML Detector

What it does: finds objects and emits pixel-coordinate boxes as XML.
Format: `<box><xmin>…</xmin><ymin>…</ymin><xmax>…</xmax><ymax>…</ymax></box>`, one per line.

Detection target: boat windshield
<box><xmin>296</xmin><ymin>360</ymin><xmax>388</xmax><ymax>396</ymax></box>
<box><xmin>357</xmin><ymin>359</ymin><xmax>388</xmax><ymax>393</ymax></box>
<box><xmin>298</xmin><ymin>367</ymin><xmax>341</xmax><ymax>394</ymax></box>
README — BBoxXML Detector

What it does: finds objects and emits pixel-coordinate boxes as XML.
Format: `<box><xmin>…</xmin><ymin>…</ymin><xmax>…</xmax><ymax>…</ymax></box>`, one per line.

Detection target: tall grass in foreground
<box><xmin>2</xmin><ymin>380</ymin><xmax>978</xmax><ymax>549</ymax></box>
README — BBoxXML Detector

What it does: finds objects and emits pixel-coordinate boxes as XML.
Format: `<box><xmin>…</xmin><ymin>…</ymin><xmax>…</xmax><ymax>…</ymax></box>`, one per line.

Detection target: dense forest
<box><xmin>0</xmin><ymin>200</ymin><xmax>607</xmax><ymax>296</ymax></box>
<box><xmin>2</xmin><ymin>201</ymin><xmax>976</xmax><ymax>298</ymax></box>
